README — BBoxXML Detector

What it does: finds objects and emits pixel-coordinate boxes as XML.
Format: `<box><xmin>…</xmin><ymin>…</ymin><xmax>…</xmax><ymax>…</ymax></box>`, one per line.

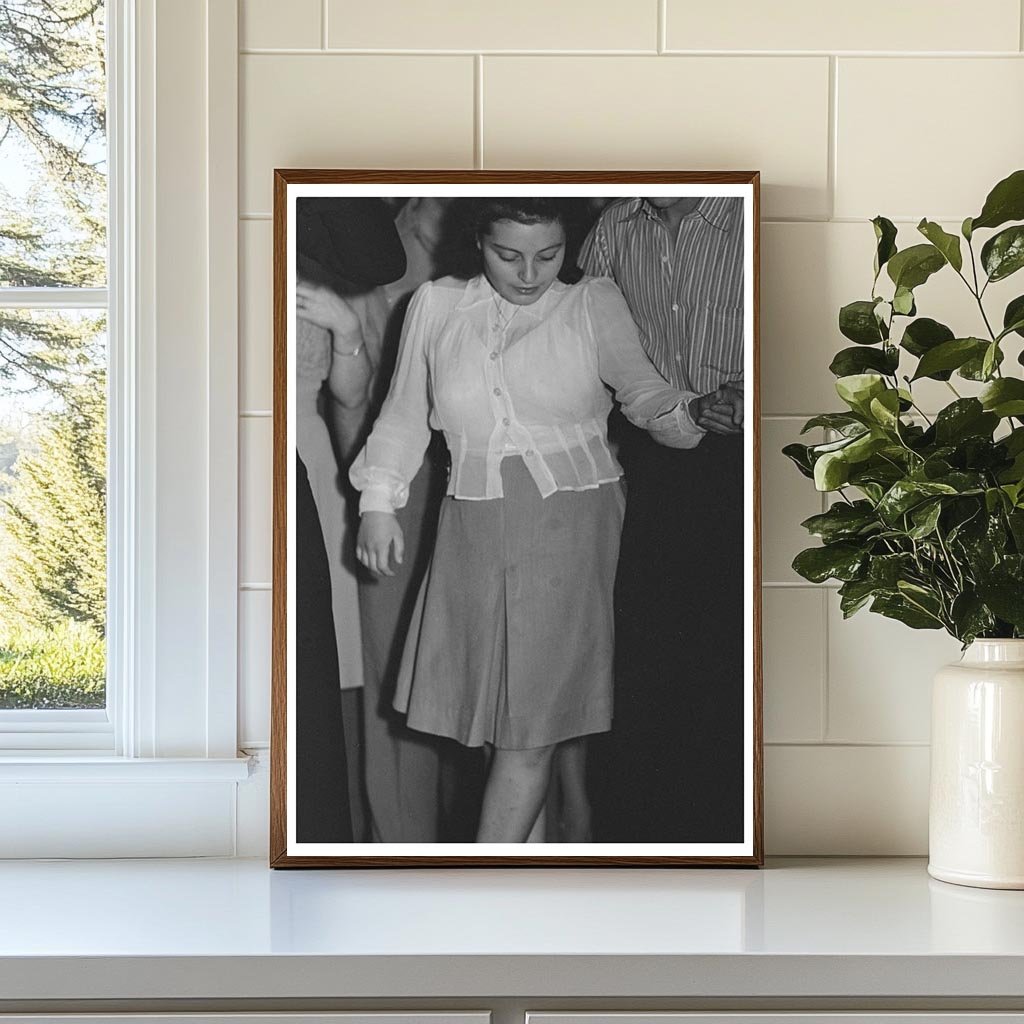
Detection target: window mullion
<box><xmin>0</xmin><ymin>287</ymin><xmax>108</xmax><ymax>310</ymax></box>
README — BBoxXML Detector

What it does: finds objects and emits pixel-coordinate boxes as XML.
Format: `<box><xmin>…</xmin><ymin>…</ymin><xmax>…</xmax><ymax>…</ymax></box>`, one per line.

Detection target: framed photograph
<box><xmin>270</xmin><ymin>170</ymin><xmax>762</xmax><ymax>867</ymax></box>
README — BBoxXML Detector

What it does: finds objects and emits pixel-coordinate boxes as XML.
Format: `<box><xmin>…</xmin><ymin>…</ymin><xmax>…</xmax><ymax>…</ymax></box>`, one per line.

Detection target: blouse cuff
<box><xmin>359</xmin><ymin>485</ymin><xmax>399</xmax><ymax>516</ymax></box>
<box><xmin>647</xmin><ymin>397</ymin><xmax>706</xmax><ymax>450</ymax></box>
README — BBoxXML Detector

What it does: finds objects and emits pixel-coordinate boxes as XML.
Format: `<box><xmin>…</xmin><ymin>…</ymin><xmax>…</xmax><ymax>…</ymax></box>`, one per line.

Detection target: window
<box><xmin>0</xmin><ymin>0</ymin><xmax>245</xmax><ymax>856</ymax></box>
<box><xmin>0</xmin><ymin>0</ymin><xmax>110</xmax><ymax>746</ymax></box>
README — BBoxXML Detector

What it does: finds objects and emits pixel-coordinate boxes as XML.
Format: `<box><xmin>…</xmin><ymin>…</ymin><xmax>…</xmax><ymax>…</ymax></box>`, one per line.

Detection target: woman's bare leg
<box><xmin>476</xmin><ymin>744</ymin><xmax>557</xmax><ymax>843</ymax></box>
<box><xmin>554</xmin><ymin>736</ymin><xmax>592</xmax><ymax>842</ymax></box>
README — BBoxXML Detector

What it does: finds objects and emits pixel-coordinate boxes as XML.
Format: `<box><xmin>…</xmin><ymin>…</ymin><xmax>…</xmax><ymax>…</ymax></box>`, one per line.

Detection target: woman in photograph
<box><xmin>349</xmin><ymin>197</ymin><xmax>716</xmax><ymax>843</ymax></box>
<box><xmin>292</xmin><ymin>197</ymin><xmax>405</xmax><ymax>842</ymax></box>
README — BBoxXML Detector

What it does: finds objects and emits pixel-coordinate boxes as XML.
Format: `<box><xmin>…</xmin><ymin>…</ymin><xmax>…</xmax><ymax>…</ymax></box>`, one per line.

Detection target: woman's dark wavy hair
<box><xmin>440</xmin><ymin>197</ymin><xmax>589</xmax><ymax>284</ymax></box>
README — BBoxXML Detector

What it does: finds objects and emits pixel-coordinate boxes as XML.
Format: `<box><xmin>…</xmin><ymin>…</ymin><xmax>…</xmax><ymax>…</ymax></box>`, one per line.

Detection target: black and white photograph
<box><xmin>272</xmin><ymin>172</ymin><xmax>762</xmax><ymax>866</ymax></box>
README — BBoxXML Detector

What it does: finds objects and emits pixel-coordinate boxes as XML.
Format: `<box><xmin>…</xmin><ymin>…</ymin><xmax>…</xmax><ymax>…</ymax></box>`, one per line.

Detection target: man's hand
<box><xmin>356</xmin><ymin>511</ymin><xmax>404</xmax><ymax>577</ymax></box>
<box><xmin>688</xmin><ymin>381</ymin><xmax>744</xmax><ymax>435</ymax></box>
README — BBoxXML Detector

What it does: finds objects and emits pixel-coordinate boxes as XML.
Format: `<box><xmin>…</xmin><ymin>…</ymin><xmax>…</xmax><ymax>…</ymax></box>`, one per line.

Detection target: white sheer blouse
<box><xmin>349</xmin><ymin>273</ymin><xmax>704</xmax><ymax>514</ymax></box>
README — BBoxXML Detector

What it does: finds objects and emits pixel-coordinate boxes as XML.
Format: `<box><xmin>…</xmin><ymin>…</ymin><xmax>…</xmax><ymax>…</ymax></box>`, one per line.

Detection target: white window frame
<box><xmin>0</xmin><ymin>0</ymin><xmax>249</xmax><ymax>857</ymax></box>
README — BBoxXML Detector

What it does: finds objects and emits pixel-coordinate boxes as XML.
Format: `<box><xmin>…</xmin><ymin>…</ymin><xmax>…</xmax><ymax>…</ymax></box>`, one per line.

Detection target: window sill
<box><xmin>0</xmin><ymin>754</ymin><xmax>252</xmax><ymax>782</ymax></box>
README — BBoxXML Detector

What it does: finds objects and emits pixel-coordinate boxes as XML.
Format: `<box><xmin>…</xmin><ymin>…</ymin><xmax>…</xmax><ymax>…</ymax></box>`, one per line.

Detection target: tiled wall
<box><xmin>236</xmin><ymin>0</ymin><xmax>1024</xmax><ymax>854</ymax></box>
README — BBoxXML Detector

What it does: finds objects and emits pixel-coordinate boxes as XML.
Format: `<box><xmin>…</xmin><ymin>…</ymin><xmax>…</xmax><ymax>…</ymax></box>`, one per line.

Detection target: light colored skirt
<box><xmin>393</xmin><ymin>457</ymin><xmax>625</xmax><ymax>750</ymax></box>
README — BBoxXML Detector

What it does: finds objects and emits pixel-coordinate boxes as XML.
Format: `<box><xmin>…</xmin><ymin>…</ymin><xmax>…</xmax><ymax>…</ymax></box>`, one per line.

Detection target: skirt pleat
<box><xmin>393</xmin><ymin>456</ymin><xmax>625</xmax><ymax>749</ymax></box>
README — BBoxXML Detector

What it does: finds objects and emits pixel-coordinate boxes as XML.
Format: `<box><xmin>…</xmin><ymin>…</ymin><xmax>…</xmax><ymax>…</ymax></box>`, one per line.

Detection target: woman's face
<box><xmin>479</xmin><ymin>218</ymin><xmax>566</xmax><ymax>305</ymax></box>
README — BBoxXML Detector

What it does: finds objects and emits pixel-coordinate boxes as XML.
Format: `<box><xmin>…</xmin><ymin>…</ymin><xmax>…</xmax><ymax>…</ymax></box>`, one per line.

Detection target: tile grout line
<box><xmin>237</xmin><ymin>47</ymin><xmax>1024</xmax><ymax>58</ymax></box>
<box><xmin>827</xmin><ymin>55</ymin><xmax>838</xmax><ymax>221</ymax></box>
<box><xmin>766</xmin><ymin>740</ymin><xmax>931</xmax><ymax>748</ymax></box>
<box><xmin>657</xmin><ymin>0</ymin><xmax>666</xmax><ymax>53</ymax></box>
<box><xmin>321</xmin><ymin>0</ymin><xmax>328</xmax><ymax>50</ymax></box>
<box><xmin>474</xmin><ymin>55</ymin><xmax>484</xmax><ymax>169</ymax></box>
<box><xmin>820</xmin><ymin>587</ymin><xmax>831</xmax><ymax>743</ymax></box>
<box><xmin>1021</xmin><ymin>0</ymin><xmax>1024</xmax><ymax>52</ymax></box>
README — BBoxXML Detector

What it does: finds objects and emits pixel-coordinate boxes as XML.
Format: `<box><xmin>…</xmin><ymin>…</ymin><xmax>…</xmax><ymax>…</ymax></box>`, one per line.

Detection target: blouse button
<box><xmin>489</xmin><ymin>351</ymin><xmax>499</xmax><ymax>360</ymax></box>
<box><xmin>502</xmin><ymin>417</ymin><xmax>510</xmax><ymax>426</ymax></box>
<box><xmin>671</xmin><ymin>303</ymin><xmax>680</xmax><ymax>312</ymax></box>
<box><xmin>493</xmin><ymin>387</ymin><xmax>502</xmax><ymax>396</ymax></box>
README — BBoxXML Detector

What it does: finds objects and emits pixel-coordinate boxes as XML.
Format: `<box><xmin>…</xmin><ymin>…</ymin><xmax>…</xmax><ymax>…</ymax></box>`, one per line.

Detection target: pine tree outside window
<box><xmin>0</xmin><ymin>1</ymin><xmax>109</xmax><ymax>735</ymax></box>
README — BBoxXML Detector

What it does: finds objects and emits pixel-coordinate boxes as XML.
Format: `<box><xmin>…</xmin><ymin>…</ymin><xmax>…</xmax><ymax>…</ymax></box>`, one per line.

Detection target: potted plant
<box><xmin>785</xmin><ymin>169</ymin><xmax>1024</xmax><ymax>889</ymax></box>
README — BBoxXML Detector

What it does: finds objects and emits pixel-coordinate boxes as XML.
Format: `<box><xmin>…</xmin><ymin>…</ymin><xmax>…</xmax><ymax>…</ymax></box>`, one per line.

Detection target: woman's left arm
<box><xmin>585</xmin><ymin>277</ymin><xmax>706</xmax><ymax>449</ymax></box>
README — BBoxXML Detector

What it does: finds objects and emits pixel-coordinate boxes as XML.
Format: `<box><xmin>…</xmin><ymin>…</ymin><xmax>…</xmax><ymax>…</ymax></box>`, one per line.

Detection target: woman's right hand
<box><xmin>356</xmin><ymin>511</ymin><xmax>404</xmax><ymax>577</ymax></box>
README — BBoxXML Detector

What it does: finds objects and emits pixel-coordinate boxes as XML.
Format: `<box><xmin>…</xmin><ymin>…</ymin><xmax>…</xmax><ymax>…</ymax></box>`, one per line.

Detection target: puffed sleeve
<box><xmin>348</xmin><ymin>281</ymin><xmax>437</xmax><ymax>513</ymax></box>
<box><xmin>584</xmin><ymin>277</ymin><xmax>706</xmax><ymax>450</ymax></box>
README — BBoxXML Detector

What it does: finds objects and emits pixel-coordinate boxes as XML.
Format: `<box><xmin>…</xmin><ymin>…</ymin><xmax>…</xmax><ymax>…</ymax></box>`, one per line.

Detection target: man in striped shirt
<box><xmin>578</xmin><ymin>196</ymin><xmax>746</xmax><ymax>844</ymax></box>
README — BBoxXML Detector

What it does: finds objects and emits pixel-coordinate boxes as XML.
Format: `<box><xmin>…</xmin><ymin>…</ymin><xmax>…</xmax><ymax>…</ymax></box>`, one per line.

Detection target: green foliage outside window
<box><xmin>0</xmin><ymin>1</ymin><xmax>107</xmax><ymax>708</ymax></box>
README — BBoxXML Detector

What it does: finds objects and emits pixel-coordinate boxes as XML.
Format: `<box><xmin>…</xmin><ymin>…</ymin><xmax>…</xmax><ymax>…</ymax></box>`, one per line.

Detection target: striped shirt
<box><xmin>577</xmin><ymin>197</ymin><xmax>745</xmax><ymax>395</ymax></box>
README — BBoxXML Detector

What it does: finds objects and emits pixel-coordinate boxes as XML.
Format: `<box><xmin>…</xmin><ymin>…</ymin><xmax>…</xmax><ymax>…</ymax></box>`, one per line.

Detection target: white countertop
<box><xmin>3</xmin><ymin>857</ymin><xmax>1024</xmax><ymax>1001</ymax></box>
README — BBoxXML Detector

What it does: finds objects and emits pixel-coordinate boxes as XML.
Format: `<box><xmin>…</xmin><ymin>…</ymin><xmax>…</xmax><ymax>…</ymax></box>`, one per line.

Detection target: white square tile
<box><xmin>765</xmin><ymin>744</ymin><xmax>929</xmax><ymax>854</ymax></box>
<box><xmin>836</xmin><ymin>59</ymin><xmax>1024</xmax><ymax>221</ymax></box>
<box><xmin>241</xmin><ymin>0</ymin><xmax>321</xmax><ymax>49</ymax></box>
<box><xmin>240</xmin><ymin>416</ymin><xmax>273</xmax><ymax>586</ymax></box>
<box><xmin>241</xmin><ymin>55</ymin><xmax>474</xmax><ymax>214</ymax></box>
<box><xmin>328</xmin><ymin>0</ymin><xmax>656</xmax><ymax>50</ymax></box>
<box><xmin>239</xmin><ymin>589</ymin><xmax>272</xmax><ymax>747</ymax></box>
<box><xmin>483</xmin><ymin>56</ymin><xmax>831</xmax><ymax>220</ymax></box>
<box><xmin>827</xmin><ymin>598</ymin><xmax>962</xmax><ymax>743</ymax></box>
<box><xmin>762</xmin><ymin>588</ymin><xmax>825</xmax><ymax>742</ymax></box>
<box><xmin>240</xmin><ymin>220</ymin><xmax>273</xmax><ymax>412</ymax></box>
<box><xmin>760</xmin><ymin>417</ymin><xmax>825</xmax><ymax>584</ymax></box>
<box><xmin>666</xmin><ymin>0</ymin><xmax>1020</xmax><ymax>53</ymax></box>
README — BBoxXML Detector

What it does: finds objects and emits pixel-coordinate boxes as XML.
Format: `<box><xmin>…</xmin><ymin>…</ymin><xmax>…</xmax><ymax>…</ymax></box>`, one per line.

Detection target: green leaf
<box><xmin>982</xmin><ymin>341</ymin><xmax>1001</xmax><ymax>381</ymax></box>
<box><xmin>908</xmin><ymin>500</ymin><xmax>943</xmax><ymax>540</ymax></box>
<box><xmin>801</xmin><ymin>413</ymin><xmax>866</xmax><ymax>435</ymax></box>
<box><xmin>829</xmin><ymin>345</ymin><xmax>899</xmax><ymax>378</ymax></box>
<box><xmin>800</xmin><ymin>501</ymin><xmax>879</xmax><ymax>543</ymax></box>
<box><xmin>1003</xmin><ymin>295</ymin><xmax>1024</xmax><ymax>340</ymax></box>
<box><xmin>845</xmin><ymin>432</ymin><xmax>888</xmax><ymax>467</ymax></box>
<box><xmin>959</xmin><ymin>344</ymin><xmax>1004</xmax><ymax>381</ymax></box>
<box><xmin>839</xmin><ymin>300</ymin><xmax>887</xmax><ymax>345</ymax></box>
<box><xmin>976</xmin><ymin>581</ymin><xmax>1024</xmax><ymax>629</ymax></box>
<box><xmin>887</xmin><ymin>244</ymin><xmax>946</xmax><ymax>291</ymax></box>
<box><xmin>868</xmin><ymin>553</ymin><xmax>915</xmax><ymax>587</ymax></box>
<box><xmin>814</xmin><ymin>450</ymin><xmax>851</xmax><ymax>491</ymax></box>
<box><xmin>962</xmin><ymin>216</ymin><xmax>974</xmax><ymax>241</ymax></box>
<box><xmin>971</xmin><ymin>169</ymin><xmax>1024</xmax><ymax>232</ymax></box>
<box><xmin>782</xmin><ymin>442</ymin><xmax>815</xmax><ymax>479</ymax></box>
<box><xmin>835</xmin><ymin>373</ymin><xmax>887</xmax><ymax>413</ymax></box>
<box><xmin>892</xmin><ymin>286</ymin><xmax>916</xmax><ymax>316</ymax></box>
<box><xmin>911</xmin><ymin>338</ymin><xmax>988</xmax><ymax>381</ymax></box>
<box><xmin>838</xmin><ymin>579</ymin><xmax>884</xmax><ymax>618</ymax></box>
<box><xmin>877</xmin><ymin>479</ymin><xmax>958</xmax><ymax>524</ymax></box>
<box><xmin>981</xmin><ymin>225</ymin><xmax>1024</xmax><ymax>283</ymax></box>
<box><xmin>950</xmin><ymin>593</ymin><xmax>996</xmax><ymax>644</ymax></box>
<box><xmin>1008</xmin><ymin>508</ymin><xmax>1024</xmax><ymax>549</ymax></box>
<box><xmin>900</xmin><ymin>317</ymin><xmax>954</xmax><ymax>358</ymax></box>
<box><xmin>792</xmin><ymin>543</ymin><xmax>866</xmax><ymax>584</ymax></box>
<box><xmin>872</xmin><ymin>216</ymin><xmax>898</xmax><ymax>277</ymax></box>
<box><xmin>980</xmin><ymin>378</ymin><xmax>1024</xmax><ymax>418</ymax></box>
<box><xmin>917</xmin><ymin>219</ymin><xmax>963</xmax><ymax>272</ymax></box>
<box><xmin>868</xmin><ymin>389</ymin><xmax>902</xmax><ymax>430</ymax></box>
<box><xmin>934</xmin><ymin>399</ymin><xmax>999</xmax><ymax>445</ymax></box>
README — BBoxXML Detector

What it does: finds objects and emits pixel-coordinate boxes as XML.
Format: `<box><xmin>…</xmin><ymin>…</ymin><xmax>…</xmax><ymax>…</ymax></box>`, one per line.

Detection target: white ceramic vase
<box><xmin>929</xmin><ymin>639</ymin><xmax>1024</xmax><ymax>889</ymax></box>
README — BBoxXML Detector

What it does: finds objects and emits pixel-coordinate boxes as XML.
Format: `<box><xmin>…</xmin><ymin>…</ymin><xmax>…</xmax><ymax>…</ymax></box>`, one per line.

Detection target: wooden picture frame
<box><xmin>271</xmin><ymin>170</ymin><xmax>763</xmax><ymax>867</ymax></box>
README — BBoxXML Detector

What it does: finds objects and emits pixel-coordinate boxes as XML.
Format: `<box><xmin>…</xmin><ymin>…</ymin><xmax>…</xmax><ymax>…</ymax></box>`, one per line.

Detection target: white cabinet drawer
<box><xmin>528</xmin><ymin>1016</ymin><xmax>1024</xmax><ymax>1024</ymax></box>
